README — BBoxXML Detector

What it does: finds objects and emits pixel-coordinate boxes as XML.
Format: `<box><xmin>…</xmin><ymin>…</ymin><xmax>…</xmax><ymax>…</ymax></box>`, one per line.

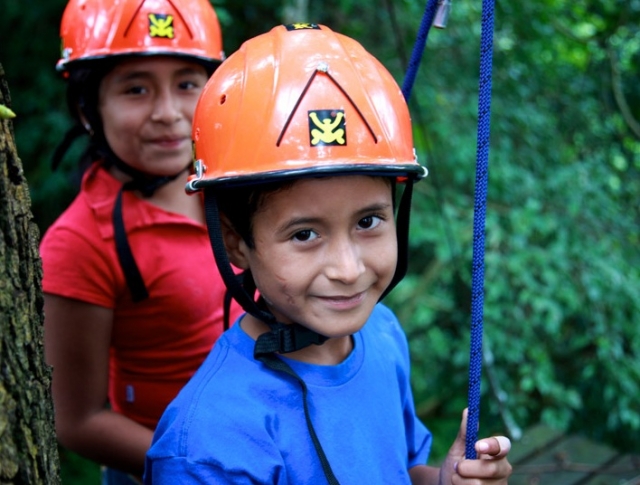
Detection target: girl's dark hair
<box><xmin>70</xmin><ymin>61</ymin><xmax>118</xmax><ymax>166</ymax></box>
<box><xmin>52</xmin><ymin>60</ymin><xmax>117</xmax><ymax>175</ymax></box>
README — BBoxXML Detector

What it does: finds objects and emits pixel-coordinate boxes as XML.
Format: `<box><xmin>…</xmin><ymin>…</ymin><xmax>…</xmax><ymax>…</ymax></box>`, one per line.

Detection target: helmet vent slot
<box><xmin>276</xmin><ymin>66</ymin><xmax>378</xmax><ymax>147</ymax></box>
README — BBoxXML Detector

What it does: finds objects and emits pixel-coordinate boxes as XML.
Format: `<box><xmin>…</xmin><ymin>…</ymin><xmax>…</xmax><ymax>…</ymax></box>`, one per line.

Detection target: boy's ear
<box><xmin>219</xmin><ymin>214</ymin><xmax>250</xmax><ymax>270</ymax></box>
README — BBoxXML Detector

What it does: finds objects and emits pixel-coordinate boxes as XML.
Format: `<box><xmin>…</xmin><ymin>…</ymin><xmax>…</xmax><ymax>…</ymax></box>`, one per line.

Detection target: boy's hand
<box><xmin>439</xmin><ymin>409</ymin><xmax>512</xmax><ymax>484</ymax></box>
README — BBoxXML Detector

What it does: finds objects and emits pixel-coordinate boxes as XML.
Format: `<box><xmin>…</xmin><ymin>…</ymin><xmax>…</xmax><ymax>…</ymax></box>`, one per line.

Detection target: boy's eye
<box><xmin>358</xmin><ymin>215</ymin><xmax>382</xmax><ymax>230</ymax></box>
<box><xmin>179</xmin><ymin>79</ymin><xmax>205</xmax><ymax>90</ymax></box>
<box><xmin>125</xmin><ymin>85</ymin><xmax>147</xmax><ymax>95</ymax></box>
<box><xmin>292</xmin><ymin>229</ymin><xmax>318</xmax><ymax>242</ymax></box>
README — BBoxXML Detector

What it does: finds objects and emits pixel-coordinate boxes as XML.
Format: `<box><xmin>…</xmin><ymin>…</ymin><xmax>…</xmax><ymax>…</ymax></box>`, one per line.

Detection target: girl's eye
<box><xmin>292</xmin><ymin>229</ymin><xmax>318</xmax><ymax>242</ymax></box>
<box><xmin>358</xmin><ymin>215</ymin><xmax>382</xmax><ymax>230</ymax></box>
<box><xmin>179</xmin><ymin>79</ymin><xmax>205</xmax><ymax>90</ymax></box>
<box><xmin>179</xmin><ymin>81</ymin><xmax>196</xmax><ymax>90</ymax></box>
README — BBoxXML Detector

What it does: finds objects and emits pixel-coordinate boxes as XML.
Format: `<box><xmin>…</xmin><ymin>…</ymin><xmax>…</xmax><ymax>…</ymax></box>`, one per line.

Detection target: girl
<box><xmin>40</xmin><ymin>0</ymin><xmax>241</xmax><ymax>482</ymax></box>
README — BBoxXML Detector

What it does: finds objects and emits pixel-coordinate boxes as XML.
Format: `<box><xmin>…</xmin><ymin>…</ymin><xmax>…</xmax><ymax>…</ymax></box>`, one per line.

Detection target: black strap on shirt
<box><xmin>112</xmin><ymin>185</ymin><xmax>149</xmax><ymax>302</ymax></box>
<box><xmin>255</xmin><ymin>353</ymin><xmax>341</xmax><ymax>485</ymax></box>
<box><xmin>111</xmin><ymin>169</ymin><xmax>187</xmax><ymax>303</ymax></box>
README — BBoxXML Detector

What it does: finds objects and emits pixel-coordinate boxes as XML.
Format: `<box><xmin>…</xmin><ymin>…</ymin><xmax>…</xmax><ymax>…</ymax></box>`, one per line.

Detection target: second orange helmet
<box><xmin>57</xmin><ymin>0</ymin><xmax>224</xmax><ymax>73</ymax></box>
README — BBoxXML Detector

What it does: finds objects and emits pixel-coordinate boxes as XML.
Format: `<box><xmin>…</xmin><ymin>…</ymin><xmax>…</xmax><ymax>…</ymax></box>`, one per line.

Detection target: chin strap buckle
<box><xmin>254</xmin><ymin>322</ymin><xmax>329</xmax><ymax>356</ymax></box>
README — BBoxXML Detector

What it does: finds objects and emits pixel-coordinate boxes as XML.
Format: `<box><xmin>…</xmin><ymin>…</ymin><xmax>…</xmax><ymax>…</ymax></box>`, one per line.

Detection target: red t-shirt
<box><xmin>40</xmin><ymin>163</ymin><xmax>242</xmax><ymax>429</ymax></box>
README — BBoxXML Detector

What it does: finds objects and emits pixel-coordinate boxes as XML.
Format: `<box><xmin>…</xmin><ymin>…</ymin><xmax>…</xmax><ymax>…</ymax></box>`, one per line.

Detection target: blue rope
<box><xmin>400</xmin><ymin>0</ymin><xmax>496</xmax><ymax>460</ymax></box>
<box><xmin>401</xmin><ymin>0</ymin><xmax>439</xmax><ymax>101</ymax></box>
<box><xmin>465</xmin><ymin>0</ymin><xmax>495</xmax><ymax>460</ymax></box>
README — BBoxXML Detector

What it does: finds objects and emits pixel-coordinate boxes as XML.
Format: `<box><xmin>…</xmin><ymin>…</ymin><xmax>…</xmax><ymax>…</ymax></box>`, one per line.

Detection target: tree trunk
<box><xmin>0</xmin><ymin>64</ymin><xmax>60</xmax><ymax>484</ymax></box>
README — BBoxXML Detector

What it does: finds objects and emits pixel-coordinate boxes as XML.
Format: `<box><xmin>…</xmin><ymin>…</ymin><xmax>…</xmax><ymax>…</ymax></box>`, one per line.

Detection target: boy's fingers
<box><xmin>492</xmin><ymin>436</ymin><xmax>511</xmax><ymax>457</ymax></box>
<box><xmin>476</xmin><ymin>436</ymin><xmax>511</xmax><ymax>458</ymax></box>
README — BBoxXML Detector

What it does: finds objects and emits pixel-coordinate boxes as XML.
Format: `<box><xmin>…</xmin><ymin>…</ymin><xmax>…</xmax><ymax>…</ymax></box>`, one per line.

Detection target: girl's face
<box><xmin>98</xmin><ymin>56</ymin><xmax>208</xmax><ymax>176</ymax></box>
<box><xmin>232</xmin><ymin>175</ymin><xmax>397</xmax><ymax>339</ymax></box>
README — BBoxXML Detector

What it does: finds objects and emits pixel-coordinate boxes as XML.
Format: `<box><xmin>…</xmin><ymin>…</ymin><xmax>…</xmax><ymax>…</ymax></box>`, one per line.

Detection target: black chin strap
<box><xmin>204</xmin><ymin>190</ymin><xmax>330</xmax><ymax>353</ymax></box>
<box><xmin>108</xmin><ymin>157</ymin><xmax>181</xmax><ymax>197</ymax></box>
<box><xmin>253</xmin><ymin>321</ymin><xmax>329</xmax><ymax>355</ymax></box>
<box><xmin>380</xmin><ymin>179</ymin><xmax>414</xmax><ymax>301</ymax></box>
<box><xmin>204</xmin><ymin>192</ymin><xmax>277</xmax><ymax>325</ymax></box>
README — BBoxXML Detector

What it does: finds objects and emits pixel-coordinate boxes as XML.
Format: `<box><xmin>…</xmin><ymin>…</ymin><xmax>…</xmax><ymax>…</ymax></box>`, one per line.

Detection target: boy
<box><xmin>145</xmin><ymin>24</ymin><xmax>512</xmax><ymax>484</ymax></box>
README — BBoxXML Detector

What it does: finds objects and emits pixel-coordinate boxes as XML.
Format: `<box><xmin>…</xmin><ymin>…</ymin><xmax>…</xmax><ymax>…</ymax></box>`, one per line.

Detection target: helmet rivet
<box><xmin>186</xmin><ymin>159</ymin><xmax>207</xmax><ymax>193</ymax></box>
<box><xmin>317</xmin><ymin>62</ymin><xmax>329</xmax><ymax>73</ymax></box>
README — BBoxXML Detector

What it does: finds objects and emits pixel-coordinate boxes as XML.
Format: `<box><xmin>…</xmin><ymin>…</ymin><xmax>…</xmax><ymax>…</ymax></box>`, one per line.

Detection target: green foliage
<box><xmin>386</xmin><ymin>0</ymin><xmax>640</xmax><ymax>458</ymax></box>
<box><xmin>1</xmin><ymin>0</ymin><xmax>638</xmax><ymax>471</ymax></box>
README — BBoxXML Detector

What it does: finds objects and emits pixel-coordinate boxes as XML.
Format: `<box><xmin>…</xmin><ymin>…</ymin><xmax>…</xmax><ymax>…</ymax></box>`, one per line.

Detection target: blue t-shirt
<box><xmin>145</xmin><ymin>304</ymin><xmax>432</xmax><ymax>484</ymax></box>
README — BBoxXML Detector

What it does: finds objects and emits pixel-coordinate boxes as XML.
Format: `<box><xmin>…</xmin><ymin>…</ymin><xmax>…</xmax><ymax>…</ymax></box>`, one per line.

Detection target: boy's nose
<box><xmin>324</xmin><ymin>238</ymin><xmax>366</xmax><ymax>284</ymax></box>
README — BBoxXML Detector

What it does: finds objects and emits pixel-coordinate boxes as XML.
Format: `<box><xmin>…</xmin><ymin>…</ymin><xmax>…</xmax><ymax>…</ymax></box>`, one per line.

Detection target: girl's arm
<box><xmin>44</xmin><ymin>294</ymin><xmax>153</xmax><ymax>477</ymax></box>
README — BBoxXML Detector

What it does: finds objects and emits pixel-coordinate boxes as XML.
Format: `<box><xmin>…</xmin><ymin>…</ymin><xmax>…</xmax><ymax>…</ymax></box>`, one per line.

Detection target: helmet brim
<box><xmin>57</xmin><ymin>51</ymin><xmax>223</xmax><ymax>75</ymax></box>
<box><xmin>188</xmin><ymin>163</ymin><xmax>428</xmax><ymax>192</ymax></box>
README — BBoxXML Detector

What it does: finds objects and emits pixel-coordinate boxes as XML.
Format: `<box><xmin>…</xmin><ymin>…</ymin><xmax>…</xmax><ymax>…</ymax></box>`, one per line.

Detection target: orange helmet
<box><xmin>197</xmin><ymin>25</ymin><xmax>427</xmax><ymax>351</ymax></box>
<box><xmin>57</xmin><ymin>0</ymin><xmax>224</xmax><ymax>73</ymax></box>
<box><xmin>188</xmin><ymin>23</ymin><xmax>427</xmax><ymax>192</ymax></box>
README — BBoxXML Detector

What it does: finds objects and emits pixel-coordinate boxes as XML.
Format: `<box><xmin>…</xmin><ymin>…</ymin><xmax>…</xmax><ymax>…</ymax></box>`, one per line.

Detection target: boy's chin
<box><xmin>305</xmin><ymin>318</ymin><xmax>369</xmax><ymax>340</ymax></box>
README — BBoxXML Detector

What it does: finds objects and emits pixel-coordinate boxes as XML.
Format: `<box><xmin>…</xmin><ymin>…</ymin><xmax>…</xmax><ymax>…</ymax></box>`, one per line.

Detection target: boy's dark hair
<box><xmin>214</xmin><ymin>180</ymin><xmax>295</xmax><ymax>249</ymax></box>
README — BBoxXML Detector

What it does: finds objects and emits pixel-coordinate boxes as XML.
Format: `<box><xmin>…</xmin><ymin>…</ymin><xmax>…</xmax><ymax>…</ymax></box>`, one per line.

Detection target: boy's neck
<box><xmin>240</xmin><ymin>313</ymin><xmax>353</xmax><ymax>366</ymax></box>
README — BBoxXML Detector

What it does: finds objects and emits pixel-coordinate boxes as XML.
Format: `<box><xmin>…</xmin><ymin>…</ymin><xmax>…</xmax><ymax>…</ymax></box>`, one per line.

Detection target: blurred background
<box><xmin>1</xmin><ymin>0</ymin><xmax>639</xmax><ymax>482</ymax></box>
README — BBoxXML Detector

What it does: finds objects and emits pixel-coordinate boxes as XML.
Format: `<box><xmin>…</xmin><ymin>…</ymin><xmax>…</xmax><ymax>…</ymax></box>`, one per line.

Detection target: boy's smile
<box><xmin>230</xmin><ymin>175</ymin><xmax>397</xmax><ymax>362</ymax></box>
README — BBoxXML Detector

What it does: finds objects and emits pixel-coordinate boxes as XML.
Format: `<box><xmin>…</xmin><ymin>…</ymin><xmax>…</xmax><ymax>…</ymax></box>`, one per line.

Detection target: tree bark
<box><xmin>0</xmin><ymin>64</ymin><xmax>60</xmax><ymax>484</ymax></box>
